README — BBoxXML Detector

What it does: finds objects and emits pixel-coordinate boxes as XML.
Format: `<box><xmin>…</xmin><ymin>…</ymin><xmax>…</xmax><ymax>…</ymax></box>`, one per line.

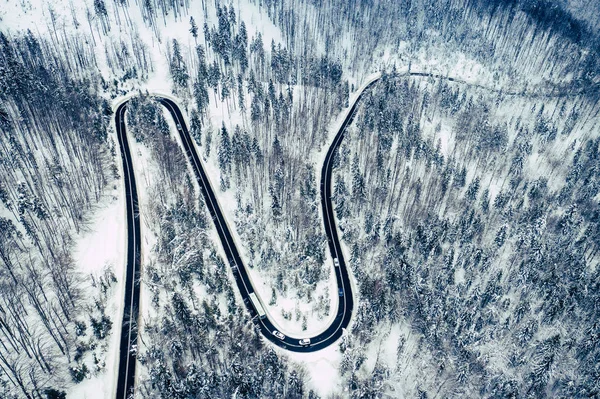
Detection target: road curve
<box><xmin>114</xmin><ymin>66</ymin><xmax>589</xmax><ymax>397</ymax></box>
<box><xmin>114</xmin><ymin>68</ymin><xmax>583</xmax><ymax>397</ymax></box>
<box><xmin>113</xmin><ymin>79</ymin><xmax>379</xmax><ymax>398</ymax></box>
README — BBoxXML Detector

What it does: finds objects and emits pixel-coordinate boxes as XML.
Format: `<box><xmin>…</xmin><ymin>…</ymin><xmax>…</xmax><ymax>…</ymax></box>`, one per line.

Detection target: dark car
<box><xmin>339</xmin><ymin>288</ymin><xmax>344</xmax><ymax>296</ymax></box>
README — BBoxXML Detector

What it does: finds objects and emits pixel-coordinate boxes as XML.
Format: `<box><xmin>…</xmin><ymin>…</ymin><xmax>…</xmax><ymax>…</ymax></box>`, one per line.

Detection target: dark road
<box><xmin>113</xmin><ymin>77</ymin><xmax>379</xmax><ymax>398</ymax></box>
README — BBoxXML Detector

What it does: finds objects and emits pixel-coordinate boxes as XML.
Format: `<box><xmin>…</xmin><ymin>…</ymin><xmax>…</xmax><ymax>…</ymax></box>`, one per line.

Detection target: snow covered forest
<box><xmin>332</xmin><ymin>71</ymin><xmax>600</xmax><ymax>397</ymax></box>
<box><xmin>1</xmin><ymin>0</ymin><xmax>600</xmax><ymax>397</ymax></box>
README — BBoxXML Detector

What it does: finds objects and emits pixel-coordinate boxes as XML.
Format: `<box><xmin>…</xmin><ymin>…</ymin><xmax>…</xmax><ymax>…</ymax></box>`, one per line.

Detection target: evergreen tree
<box><xmin>207</xmin><ymin>60</ymin><xmax>221</xmax><ymax>100</ymax></box>
<box><xmin>189</xmin><ymin>17</ymin><xmax>198</xmax><ymax>41</ymax></box>
<box><xmin>351</xmin><ymin>155</ymin><xmax>366</xmax><ymax>202</ymax></box>
<box><xmin>221</xmin><ymin>72</ymin><xmax>231</xmax><ymax>102</ymax></box>
<box><xmin>218</xmin><ymin>123</ymin><xmax>232</xmax><ymax>174</ymax></box>
<box><xmin>203</xmin><ymin>21</ymin><xmax>210</xmax><ymax>48</ymax></box>
<box><xmin>250</xmin><ymin>95</ymin><xmax>262</xmax><ymax>123</ymax></box>
<box><xmin>169</xmin><ymin>39</ymin><xmax>189</xmax><ymax>90</ymax></box>
<box><xmin>189</xmin><ymin>110</ymin><xmax>202</xmax><ymax>145</ymax></box>
<box><xmin>215</xmin><ymin>4</ymin><xmax>232</xmax><ymax>64</ymax></box>
<box><xmin>234</xmin><ymin>21</ymin><xmax>249</xmax><ymax>72</ymax></box>
<box><xmin>194</xmin><ymin>45</ymin><xmax>210</xmax><ymax>115</ymax></box>
<box><xmin>271</xmin><ymin>192</ymin><xmax>282</xmax><ymax>220</ymax></box>
<box><xmin>237</xmin><ymin>74</ymin><xmax>246</xmax><ymax>113</ymax></box>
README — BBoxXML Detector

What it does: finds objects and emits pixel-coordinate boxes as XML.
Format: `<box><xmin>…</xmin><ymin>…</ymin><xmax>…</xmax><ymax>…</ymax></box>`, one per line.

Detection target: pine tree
<box><xmin>465</xmin><ymin>177</ymin><xmax>480</xmax><ymax>202</ymax></box>
<box><xmin>221</xmin><ymin>73</ymin><xmax>231</xmax><ymax>102</ymax></box>
<box><xmin>207</xmin><ymin>60</ymin><xmax>221</xmax><ymax>101</ymax></box>
<box><xmin>218</xmin><ymin>123</ymin><xmax>232</xmax><ymax>173</ymax></box>
<box><xmin>203</xmin><ymin>22</ymin><xmax>210</xmax><ymax>49</ymax></box>
<box><xmin>215</xmin><ymin>5</ymin><xmax>232</xmax><ymax>64</ymax></box>
<box><xmin>351</xmin><ymin>155</ymin><xmax>366</xmax><ymax>202</ymax></box>
<box><xmin>235</xmin><ymin>22</ymin><xmax>249</xmax><ymax>72</ymax></box>
<box><xmin>250</xmin><ymin>95</ymin><xmax>261</xmax><ymax>123</ymax></box>
<box><xmin>190</xmin><ymin>110</ymin><xmax>202</xmax><ymax>145</ymax></box>
<box><xmin>204</xmin><ymin>128</ymin><xmax>212</xmax><ymax>157</ymax></box>
<box><xmin>193</xmin><ymin>78</ymin><xmax>209</xmax><ymax>116</ymax></box>
<box><xmin>170</xmin><ymin>39</ymin><xmax>189</xmax><ymax>90</ymax></box>
<box><xmin>189</xmin><ymin>17</ymin><xmax>198</xmax><ymax>41</ymax></box>
<box><xmin>271</xmin><ymin>192</ymin><xmax>282</xmax><ymax>220</ymax></box>
<box><xmin>237</xmin><ymin>74</ymin><xmax>246</xmax><ymax>113</ymax></box>
<box><xmin>194</xmin><ymin>46</ymin><xmax>210</xmax><ymax>115</ymax></box>
<box><xmin>94</xmin><ymin>0</ymin><xmax>107</xmax><ymax>17</ymax></box>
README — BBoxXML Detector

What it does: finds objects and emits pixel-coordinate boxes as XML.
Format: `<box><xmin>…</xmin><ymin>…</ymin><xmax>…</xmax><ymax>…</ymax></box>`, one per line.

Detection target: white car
<box><xmin>333</xmin><ymin>258</ymin><xmax>340</xmax><ymax>268</ymax></box>
<box><xmin>272</xmin><ymin>330</ymin><xmax>286</xmax><ymax>340</ymax></box>
<box><xmin>299</xmin><ymin>338</ymin><xmax>311</xmax><ymax>346</ymax></box>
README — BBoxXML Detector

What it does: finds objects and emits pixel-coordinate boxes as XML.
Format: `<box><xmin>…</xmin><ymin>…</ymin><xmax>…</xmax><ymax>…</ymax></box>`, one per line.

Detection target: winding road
<box><xmin>113</xmin><ymin>68</ymin><xmax>593</xmax><ymax>397</ymax></box>
<box><xmin>113</xmin><ymin>77</ymin><xmax>379</xmax><ymax>398</ymax></box>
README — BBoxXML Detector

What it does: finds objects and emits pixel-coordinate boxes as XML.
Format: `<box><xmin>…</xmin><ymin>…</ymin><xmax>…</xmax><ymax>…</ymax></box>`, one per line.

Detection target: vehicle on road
<box><xmin>113</xmin><ymin>85</ymin><xmax>377</xmax><ymax>397</ymax></box>
<box><xmin>249</xmin><ymin>292</ymin><xmax>266</xmax><ymax>319</ymax></box>
<box><xmin>339</xmin><ymin>288</ymin><xmax>344</xmax><ymax>296</ymax></box>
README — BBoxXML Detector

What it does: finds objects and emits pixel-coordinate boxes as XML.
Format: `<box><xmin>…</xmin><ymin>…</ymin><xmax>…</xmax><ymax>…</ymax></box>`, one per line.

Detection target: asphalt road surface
<box><xmin>114</xmin><ymin>102</ymin><xmax>142</xmax><ymax>399</ymax></box>
<box><xmin>113</xmin><ymin>78</ymin><xmax>379</xmax><ymax>398</ymax></box>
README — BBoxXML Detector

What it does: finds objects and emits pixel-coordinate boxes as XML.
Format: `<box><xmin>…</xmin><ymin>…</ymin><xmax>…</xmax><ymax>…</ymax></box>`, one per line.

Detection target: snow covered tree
<box><xmin>169</xmin><ymin>39</ymin><xmax>189</xmax><ymax>90</ymax></box>
<box><xmin>218</xmin><ymin>122</ymin><xmax>232</xmax><ymax>174</ymax></box>
<box><xmin>189</xmin><ymin>16</ymin><xmax>198</xmax><ymax>42</ymax></box>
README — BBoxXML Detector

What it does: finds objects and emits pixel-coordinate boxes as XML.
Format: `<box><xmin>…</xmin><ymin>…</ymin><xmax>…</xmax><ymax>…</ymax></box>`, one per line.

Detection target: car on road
<box><xmin>272</xmin><ymin>330</ymin><xmax>286</xmax><ymax>340</ymax></box>
<box><xmin>299</xmin><ymin>338</ymin><xmax>311</xmax><ymax>346</ymax></box>
<box><xmin>333</xmin><ymin>258</ymin><xmax>340</xmax><ymax>268</ymax></box>
<box><xmin>339</xmin><ymin>288</ymin><xmax>344</xmax><ymax>296</ymax></box>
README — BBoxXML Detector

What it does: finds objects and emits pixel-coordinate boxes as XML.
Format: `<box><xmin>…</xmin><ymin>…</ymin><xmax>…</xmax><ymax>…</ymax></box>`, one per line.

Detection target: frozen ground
<box><xmin>70</xmin><ymin>183</ymin><xmax>125</xmax><ymax>398</ymax></box>
<box><xmin>1</xmin><ymin>0</ymin><xmax>545</xmax><ymax>396</ymax></box>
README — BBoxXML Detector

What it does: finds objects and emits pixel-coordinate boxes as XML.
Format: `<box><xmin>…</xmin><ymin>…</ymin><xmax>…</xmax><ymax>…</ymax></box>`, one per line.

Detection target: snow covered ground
<box><xmin>70</xmin><ymin>185</ymin><xmax>125</xmax><ymax>398</ymax></box>
<box><xmin>0</xmin><ymin>1</ymin><xmax>409</xmax><ymax>394</ymax></box>
<box><xmin>7</xmin><ymin>0</ymin><xmax>590</xmax><ymax>396</ymax></box>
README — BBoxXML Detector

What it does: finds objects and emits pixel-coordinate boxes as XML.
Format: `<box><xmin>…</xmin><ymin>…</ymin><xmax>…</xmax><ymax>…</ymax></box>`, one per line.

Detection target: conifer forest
<box><xmin>1</xmin><ymin>0</ymin><xmax>600</xmax><ymax>398</ymax></box>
